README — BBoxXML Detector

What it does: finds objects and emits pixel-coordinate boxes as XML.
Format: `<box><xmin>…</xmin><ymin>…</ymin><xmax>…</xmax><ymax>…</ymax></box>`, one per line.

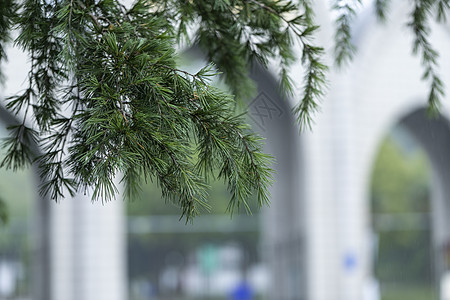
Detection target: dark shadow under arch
<box><xmin>248</xmin><ymin>63</ymin><xmax>306</xmax><ymax>300</ymax></box>
<box><xmin>399</xmin><ymin>108</ymin><xmax>450</xmax><ymax>285</ymax></box>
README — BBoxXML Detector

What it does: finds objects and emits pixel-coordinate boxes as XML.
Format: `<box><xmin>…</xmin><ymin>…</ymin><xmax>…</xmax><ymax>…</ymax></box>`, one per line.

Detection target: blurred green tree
<box><xmin>371</xmin><ymin>133</ymin><xmax>433</xmax><ymax>287</ymax></box>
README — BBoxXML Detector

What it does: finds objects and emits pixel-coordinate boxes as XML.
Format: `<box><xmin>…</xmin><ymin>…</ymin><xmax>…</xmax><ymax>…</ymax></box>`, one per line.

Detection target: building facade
<box><xmin>2</xmin><ymin>1</ymin><xmax>450</xmax><ymax>300</ymax></box>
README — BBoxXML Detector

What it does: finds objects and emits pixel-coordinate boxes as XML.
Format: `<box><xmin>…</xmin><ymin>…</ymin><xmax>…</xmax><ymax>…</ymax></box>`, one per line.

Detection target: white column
<box><xmin>324</xmin><ymin>65</ymin><xmax>371</xmax><ymax>300</ymax></box>
<box><xmin>303</xmin><ymin>107</ymin><xmax>340</xmax><ymax>300</ymax></box>
<box><xmin>51</xmin><ymin>197</ymin><xmax>75</xmax><ymax>300</ymax></box>
<box><xmin>52</xmin><ymin>193</ymin><xmax>127</xmax><ymax>300</ymax></box>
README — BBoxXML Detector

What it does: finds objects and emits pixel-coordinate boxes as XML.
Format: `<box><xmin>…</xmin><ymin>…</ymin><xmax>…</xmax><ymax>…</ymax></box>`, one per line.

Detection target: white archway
<box><xmin>294</xmin><ymin>1</ymin><xmax>450</xmax><ymax>300</ymax></box>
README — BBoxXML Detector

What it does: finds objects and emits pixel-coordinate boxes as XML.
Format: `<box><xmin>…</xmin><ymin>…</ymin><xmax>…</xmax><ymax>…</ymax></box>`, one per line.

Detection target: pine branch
<box><xmin>2</xmin><ymin>0</ymin><xmax>450</xmax><ymax>221</ymax></box>
<box><xmin>238</xmin><ymin>0</ymin><xmax>328</xmax><ymax>129</ymax></box>
<box><xmin>409</xmin><ymin>0</ymin><xmax>445</xmax><ymax>115</ymax></box>
<box><xmin>375</xmin><ymin>0</ymin><xmax>391</xmax><ymax>22</ymax></box>
<box><xmin>0</xmin><ymin>0</ymin><xmax>16</xmax><ymax>82</ymax></box>
<box><xmin>332</xmin><ymin>0</ymin><xmax>362</xmax><ymax>67</ymax></box>
<box><xmin>192</xmin><ymin>94</ymin><xmax>273</xmax><ymax>214</ymax></box>
<box><xmin>435</xmin><ymin>0</ymin><xmax>450</xmax><ymax>22</ymax></box>
<box><xmin>293</xmin><ymin>44</ymin><xmax>328</xmax><ymax>130</ymax></box>
<box><xmin>0</xmin><ymin>198</ymin><xmax>7</xmax><ymax>225</ymax></box>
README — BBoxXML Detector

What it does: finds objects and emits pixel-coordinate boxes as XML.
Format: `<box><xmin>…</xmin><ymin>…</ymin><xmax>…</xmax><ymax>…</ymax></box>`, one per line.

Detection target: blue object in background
<box><xmin>230</xmin><ymin>281</ymin><xmax>254</xmax><ymax>300</ymax></box>
<box><xmin>344</xmin><ymin>252</ymin><xmax>357</xmax><ymax>272</ymax></box>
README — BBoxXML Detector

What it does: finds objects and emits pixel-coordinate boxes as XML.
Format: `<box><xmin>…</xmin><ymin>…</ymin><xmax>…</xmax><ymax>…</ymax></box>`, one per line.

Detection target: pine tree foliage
<box><xmin>0</xmin><ymin>0</ymin><xmax>17</xmax><ymax>81</ymax></box>
<box><xmin>0</xmin><ymin>0</ymin><xmax>449</xmax><ymax>219</ymax></box>
<box><xmin>156</xmin><ymin>0</ymin><xmax>328</xmax><ymax>129</ymax></box>
<box><xmin>0</xmin><ymin>0</ymin><xmax>279</xmax><ymax>219</ymax></box>
<box><xmin>333</xmin><ymin>0</ymin><xmax>361</xmax><ymax>67</ymax></box>
<box><xmin>375</xmin><ymin>0</ymin><xmax>391</xmax><ymax>22</ymax></box>
<box><xmin>408</xmin><ymin>0</ymin><xmax>445</xmax><ymax>115</ymax></box>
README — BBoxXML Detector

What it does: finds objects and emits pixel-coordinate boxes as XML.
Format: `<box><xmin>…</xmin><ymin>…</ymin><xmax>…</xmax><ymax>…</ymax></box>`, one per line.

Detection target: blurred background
<box><xmin>0</xmin><ymin>122</ymin><xmax>439</xmax><ymax>300</ymax></box>
<box><xmin>2</xmin><ymin>1</ymin><xmax>450</xmax><ymax>300</ymax></box>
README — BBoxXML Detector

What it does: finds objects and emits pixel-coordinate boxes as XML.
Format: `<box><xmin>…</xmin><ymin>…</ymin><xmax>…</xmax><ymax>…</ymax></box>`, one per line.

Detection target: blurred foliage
<box><xmin>0</xmin><ymin>198</ymin><xmax>7</xmax><ymax>225</ymax></box>
<box><xmin>0</xmin><ymin>166</ymin><xmax>33</xmax><ymax>219</ymax></box>
<box><xmin>0</xmin><ymin>153</ymin><xmax>33</xmax><ymax>249</ymax></box>
<box><xmin>371</xmin><ymin>135</ymin><xmax>430</xmax><ymax>214</ymax></box>
<box><xmin>126</xmin><ymin>174</ymin><xmax>261</xmax><ymax>292</ymax></box>
<box><xmin>0</xmin><ymin>141</ymin><xmax>34</xmax><ymax>298</ymax></box>
<box><xmin>371</xmin><ymin>131</ymin><xmax>433</xmax><ymax>285</ymax></box>
<box><xmin>0</xmin><ymin>129</ymin><xmax>34</xmax><ymax>225</ymax></box>
<box><xmin>127</xmin><ymin>177</ymin><xmax>260</xmax><ymax>216</ymax></box>
<box><xmin>382</xmin><ymin>283</ymin><xmax>435</xmax><ymax>300</ymax></box>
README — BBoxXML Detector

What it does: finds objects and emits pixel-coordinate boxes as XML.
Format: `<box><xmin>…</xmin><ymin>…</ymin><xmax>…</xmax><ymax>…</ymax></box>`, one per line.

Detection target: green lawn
<box><xmin>382</xmin><ymin>284</ymin><xmax>436</xmax><ymax>300</ymax></box>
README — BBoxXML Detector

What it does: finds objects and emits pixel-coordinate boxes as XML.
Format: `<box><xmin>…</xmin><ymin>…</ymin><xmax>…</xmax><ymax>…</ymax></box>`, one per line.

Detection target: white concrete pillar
<box><xmin>51</xmin><ymin>193</ymin><xmax>127</xmax><ymax>300</ymax></box>
<box><xmin>51</xmin><ymin>198</ymin><xmax>75</xmax><ymax>300</ymax></box>
<box><xmin>332</xmin><ymin>67</ymin><xmax>369</xmax><ymax>300</ymax></box>
<box><xmin>302</xmin><ymin>96</ymin><xmax>341</xmax><ymax>300</ymax></box>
